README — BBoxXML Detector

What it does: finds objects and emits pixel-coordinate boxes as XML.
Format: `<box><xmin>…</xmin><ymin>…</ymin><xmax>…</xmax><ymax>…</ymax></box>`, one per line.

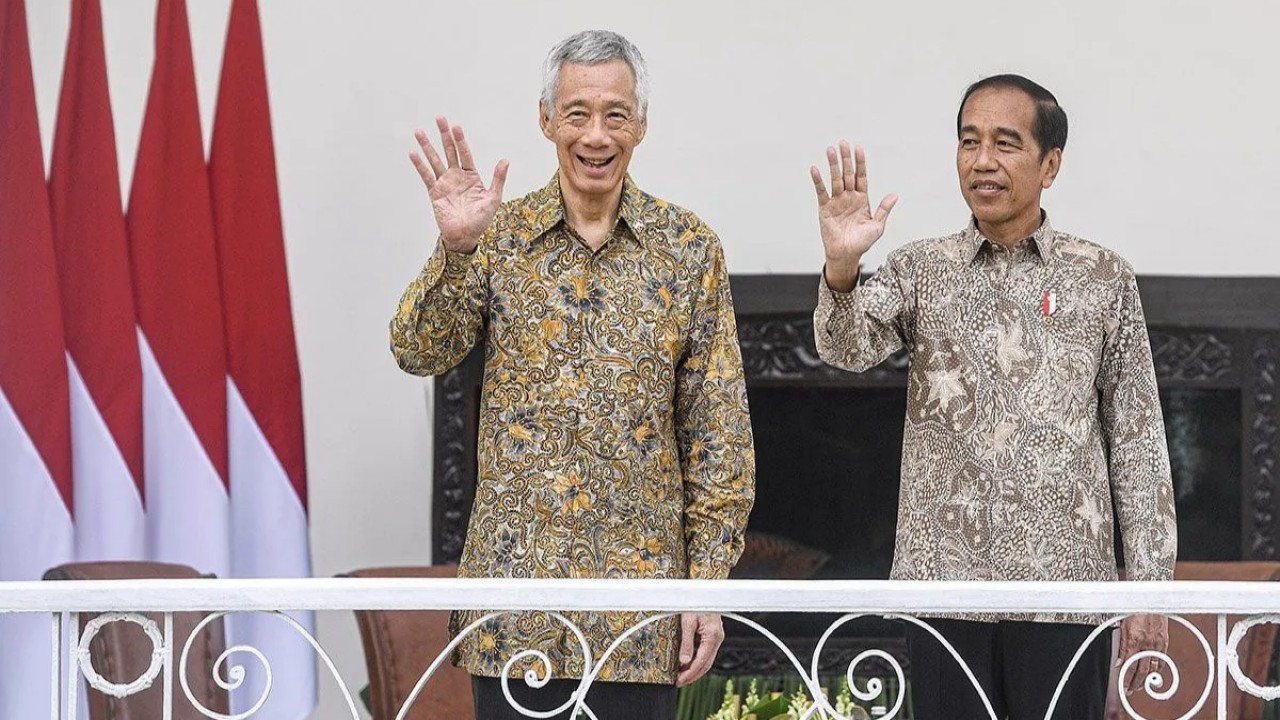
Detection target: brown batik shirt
<box><xmin>815</xmin><ymin>216</ymin><xmax>1177</xmax><ymax>623</ymax></box>
<box><xmin>391</xmin><ymin>175</ymin><xmax>755</xmax><ymax>682</ymax></box>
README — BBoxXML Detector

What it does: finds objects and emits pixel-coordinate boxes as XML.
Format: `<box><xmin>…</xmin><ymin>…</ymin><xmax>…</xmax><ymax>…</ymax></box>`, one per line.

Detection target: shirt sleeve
<box><xmin>675</xmin><ymin>235</ymin><xmax>756</xmax><ymax>580</ymax></box>
<box><xmin>813</xmin><ymin>250</ymin><xmax>915</xmax><ymax>372</ymax></box>
<box><xmin>389</xmin><ymin>236</ymin><xmax>489</xmax><ymax>376</ymax></box>
<box><xmin>1096</xmin><ymin>266</ymin><xmax>1178</xmax><ymax>582</ymax></box>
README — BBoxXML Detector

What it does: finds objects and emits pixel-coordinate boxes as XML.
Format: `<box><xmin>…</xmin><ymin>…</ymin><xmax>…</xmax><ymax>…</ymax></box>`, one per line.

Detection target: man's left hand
<box><xmin>676</xmin><ymin>613</ymin><xmax>724</xmax><ymax>687</ymax></box>
<box><xmin>1117</xmin><ymin>614</ymin><xmax>1169</xmax><ymax>695</ymax></box>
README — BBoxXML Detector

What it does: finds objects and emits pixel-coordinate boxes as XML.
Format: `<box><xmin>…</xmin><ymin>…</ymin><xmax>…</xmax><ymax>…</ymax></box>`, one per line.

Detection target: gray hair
<box><xmin>541</xmin><ymin>30</ymin><xmax>649</xmax><ymax>119</ymax></box>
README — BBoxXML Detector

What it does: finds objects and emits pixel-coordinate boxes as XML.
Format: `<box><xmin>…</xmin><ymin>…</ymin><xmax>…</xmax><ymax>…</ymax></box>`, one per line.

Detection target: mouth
<box><xmin>970</xmin><ymin>180</ymin><xmax>1006</xmax><ymax>198</ymax></box>
<box><xmin>577</xmin><ymin>154</ymin><xmax>617</xmax><ymax>175</ymax></box>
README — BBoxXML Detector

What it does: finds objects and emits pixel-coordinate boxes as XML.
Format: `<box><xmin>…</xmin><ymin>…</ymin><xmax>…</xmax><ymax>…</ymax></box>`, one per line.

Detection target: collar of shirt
<box><xmin>516</xmin><ymin>173</ymin><xmax>653</xmax><ymax>250</ymax></box>
<box><xmin>960</xmin><ymin>212</ymin><xmax>1057</xmax><ymax>265</ymax></box>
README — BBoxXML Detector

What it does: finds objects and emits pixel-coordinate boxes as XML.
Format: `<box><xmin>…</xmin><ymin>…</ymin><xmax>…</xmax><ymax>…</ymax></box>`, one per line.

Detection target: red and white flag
<box><xmin>48</xmin><ymin>0</ymin><xmax>146</xmax><ymax>566</ymax></box>
<box><xmin>210</xmin><ymin>0</ymin><xmax>316</xmax><ymax>715</ymax></box>
<box><xmin>1041</xmin><ymin>290</ymin><xmax>1058</xmax><ymax>318</ymax></box>
<box><xmin>128</xmin><ymin>0</ymin><xmax>230</xmax><ymax>578</ymax></box>
<box><xmin>0</xmin><ymin>0</ymin><xmax>75</xmax><ymax>716</ymax></box>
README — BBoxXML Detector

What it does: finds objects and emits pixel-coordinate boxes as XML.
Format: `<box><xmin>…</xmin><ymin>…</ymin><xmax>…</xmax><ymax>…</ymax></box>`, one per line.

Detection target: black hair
<box><xmin>957</xmin><ymin>74</ymin><xmax>1067</xmax><ymax>159</ymax></box>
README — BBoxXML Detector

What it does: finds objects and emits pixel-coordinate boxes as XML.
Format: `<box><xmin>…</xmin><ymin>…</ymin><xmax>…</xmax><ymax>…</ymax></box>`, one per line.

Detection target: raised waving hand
<box><xmin>811</xmin><ymin>141</ymin><xmax>898</xmax><ymax>292</ymax></box>
<box><xmin>410</xmin><ymin>115</ymin><xmax>510</xmax><ymax>254</ymax></box>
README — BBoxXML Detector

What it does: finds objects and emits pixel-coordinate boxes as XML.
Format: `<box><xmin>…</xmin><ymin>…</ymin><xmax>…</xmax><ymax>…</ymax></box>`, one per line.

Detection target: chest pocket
<box><xmin>1038</xmin><ymin>285</ymin><xmax>1110</xmax><ymax>374</ymax></box>
<box><xmin>1022</xmin><ymin>286</ymin><xmax>1112</xmax><ymax>436</ymax></box>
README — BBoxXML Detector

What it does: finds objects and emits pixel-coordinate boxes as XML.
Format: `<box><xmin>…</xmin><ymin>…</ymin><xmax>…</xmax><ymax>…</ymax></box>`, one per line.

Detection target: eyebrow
<box><xmin>560</xmin><ymin>97</ymin><xmax>635</xmax><ymax>111</ymax></box>
<box><xmin>959</xmin><ymin>124</ymin><xmax>1025</xmax><ymax>143</ymax></box>
<box><xmin>996</xmin><ymin>127</ymin><xmax>1025</xmax><ymax>143</ymax></box>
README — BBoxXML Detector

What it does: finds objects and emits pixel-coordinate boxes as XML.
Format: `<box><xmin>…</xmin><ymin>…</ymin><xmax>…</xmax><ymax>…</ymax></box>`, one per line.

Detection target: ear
<box><xmin>539</xmin><ymin>100</ymin><xmax>554</xmax><ymax>140</ymax></box>
<box><xmin>1040</xmin><ymin>147</ymin><xmax>1063</xmax><ymax>189</ymax></box>
<box><xmin>634</xmin><ymin>112</ymin><xmax>648</xmax><ymax>145</ymax></box>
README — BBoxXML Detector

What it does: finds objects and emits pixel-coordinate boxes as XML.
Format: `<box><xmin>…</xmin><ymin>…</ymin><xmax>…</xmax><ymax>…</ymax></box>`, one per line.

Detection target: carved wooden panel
<box><xmin>1248</xmin><ymin>334</ymin><xmax>1278</xmax><ymax>559</ymax></box>
<box><xmin>432</xmin><ymin>280</ymin><xmax>1280</xmax><ymax>569</ymax></box>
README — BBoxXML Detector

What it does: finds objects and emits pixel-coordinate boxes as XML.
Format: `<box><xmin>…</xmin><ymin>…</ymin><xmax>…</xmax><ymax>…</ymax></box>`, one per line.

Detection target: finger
<box><xmin>1126</xmin><ymin>658</ymin><xmax>1141</xmax><ymax>694</ymax></box>
<box><xmin>678</xmin><ymin>613</ymin><xmax>696</xmax><ymax>665</ymax></box>
<box><xmin>827</xmin><ymin>146</ymin><xmax>843</xmax><ymax>195</ymax></box>
<box><xmin>1115</xmin><ymin>622</ymin><xmax>1131</xmax><ymax>669</ymax></box>
<box><xmin>680</xmin><ymin>640</ymin><xmax>718</xmax><ymax>687</ymax></box>
<box><xmin>700</xmin><ymin>615</ymin><xmax>725</xmax><ymax>655</ymax></box>
<box><xmin>1153</xmin><ymin>617</ymin><xmax>1170</xmax><ymax>653</ymax></box>
<box><xmin>811</xmin><ymin>166</ymin><xmax>830</xmax><ymax>204</ymax></box>
<box><xmin>874</xmin><ymin>193</ymin><xmax>900</xmax><ymax>225</ymax></box>
<box><xmin>416</xmin><ymin>128</ymin><xmax>446</xmax><ymax>179</ymax></box>
<box><xmin>678</xmin><ymin>618</ymin><xmax>722</xmax><ymax>687</ymax></box>
<box><xmin>453</xmin><ymin>125</ymin><xmax>476</xmax><ymax>171</ymax></box>
<box><xmin>436</xmin><ymin>115</ymin><xmax>459</xmax><ymax>168</ymax></box>
<box><xmin>840</xmin><ymin>140</ymin><xmax>855</xmax><ymax>191</ymax></box>
<box><xmin>408</xmin><ymin>152</ymin><xmax>435</xmax><ymax>189</ymax></box>
<box><xmin>854</xmin><ymin>145</ymin><xmax>869</xmax><ymax>194</ymax></box>
<box><xmin>491</xmin><ymin>159</ymin><xmax>510</xmax><ymax>198</ymax></box>
<box><xmin>1130</xmin><ymin>657</ymin><xmax>1155</xmax><ymax>695</ymax></box>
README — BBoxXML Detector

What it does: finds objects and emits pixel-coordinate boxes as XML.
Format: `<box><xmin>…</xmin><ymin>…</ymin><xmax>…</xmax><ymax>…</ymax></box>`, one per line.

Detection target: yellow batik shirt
<box><xmin>390</xmin><ymin>175</ymin><xmax>756</xmax><ymax>683</ymax></box>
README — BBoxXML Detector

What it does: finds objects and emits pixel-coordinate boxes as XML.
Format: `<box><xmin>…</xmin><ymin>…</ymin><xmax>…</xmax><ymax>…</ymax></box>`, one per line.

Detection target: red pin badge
<box><xmin>1041</xmin><ymin>290</ymin><xmax>1057</xmax><ymax>317</ymax></box>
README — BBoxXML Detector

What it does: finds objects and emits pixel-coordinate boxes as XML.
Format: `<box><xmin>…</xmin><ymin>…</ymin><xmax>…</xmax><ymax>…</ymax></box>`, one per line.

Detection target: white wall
<box><xmin>23</xmin><ymin>0</ymin><xmax>1280</xmax><ymax>716</ymax></box>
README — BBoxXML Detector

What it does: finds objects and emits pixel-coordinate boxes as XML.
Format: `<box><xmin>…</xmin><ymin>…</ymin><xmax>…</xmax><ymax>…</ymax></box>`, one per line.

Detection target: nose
<box><xmin>582</xmin><ymin>114</ymin><xmax>610</xmax><ymax>146</ymax></box>
<box><xmin>974</xmin><ymin>141</ymin><xmax>998</xmax><ymax>171</ymax></box>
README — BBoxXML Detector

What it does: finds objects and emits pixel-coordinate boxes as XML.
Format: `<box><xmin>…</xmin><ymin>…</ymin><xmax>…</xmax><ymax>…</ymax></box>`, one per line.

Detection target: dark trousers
<box><xmin>471</xmin><ymin>676</ymin><xmax>678</xmax><ymax>720</ymax></box>
<box><xmin>905</xmin><ymin>619</ymin><xmax>1112</xmax><ymax>720</ymax></box>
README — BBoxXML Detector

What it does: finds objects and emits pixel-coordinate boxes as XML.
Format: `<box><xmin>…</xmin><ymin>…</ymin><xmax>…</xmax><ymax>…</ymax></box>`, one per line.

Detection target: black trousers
<box><xmin>905</xmin><ymin>619</ymin><xmax>1112</xmax><ymax>720</ymax></box>
<box><xmin>471</xmin><ymin>676</ymin><xmax>678</xmax><ymax>720</ymax></box>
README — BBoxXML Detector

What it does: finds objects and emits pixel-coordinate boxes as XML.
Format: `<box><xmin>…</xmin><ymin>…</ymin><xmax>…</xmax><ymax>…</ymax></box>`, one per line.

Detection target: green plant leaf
<box><xmin>745</xmin><ymin>694</ymin><xmax>789</xmax><ymax>719</ymax></box>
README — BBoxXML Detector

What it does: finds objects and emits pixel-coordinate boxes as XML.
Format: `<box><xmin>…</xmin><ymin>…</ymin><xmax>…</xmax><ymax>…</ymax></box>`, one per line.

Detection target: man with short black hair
<box><xmin>809</xmin><ymin>75</ymin><xmax>1177</xmax><ymax>719</ymax></box>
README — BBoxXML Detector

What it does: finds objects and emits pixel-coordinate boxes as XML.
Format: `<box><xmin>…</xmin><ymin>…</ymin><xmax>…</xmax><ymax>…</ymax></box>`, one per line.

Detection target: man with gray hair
<box><xmin>391</xmin><ymin>30</ymin><xmax>755</xmax><ymax>719</ymax></box>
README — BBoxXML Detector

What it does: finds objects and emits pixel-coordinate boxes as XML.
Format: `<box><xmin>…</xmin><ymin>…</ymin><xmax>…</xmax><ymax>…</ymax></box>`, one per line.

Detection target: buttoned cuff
<box><xmin>815</xmin><ymin>269</ymin><xmax>862</xmax><ymax>337</ymax></box>
<box><xmin>688</xmin><ymin>561</ymin><xmax>731</xmax><ymax>581</ymax></box>
<box><xmin>819</xmin><ymin>276</ymin><xmax>859</xmax><ymax>311</ymax></box>
<box><xmin>443</xmin><ymin>248</ymin><xmax>475</xmax><ymax>276</ymax></box>
<box><xmin>416</xmin><ymin>238</ymin><xmax>475</xmax><ymax>292</ymax></box>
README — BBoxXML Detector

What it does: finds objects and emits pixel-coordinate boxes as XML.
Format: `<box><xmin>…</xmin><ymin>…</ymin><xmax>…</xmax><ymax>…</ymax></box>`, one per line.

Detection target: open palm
<box><xmin>410</xmin><ymin>115</ymin><xmax>509</xmax><ymax>254</ymax></box>
<box><xmin>811</xmin><ymin>142</ymin><xmax>898</xmax><ymax>269</ymax></box>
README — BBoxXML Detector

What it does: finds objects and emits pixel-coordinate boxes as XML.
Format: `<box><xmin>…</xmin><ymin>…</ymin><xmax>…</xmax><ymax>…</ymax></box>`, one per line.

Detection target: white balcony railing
<box><xmin>2</xmin><ymin>578</ymin><xmax>1279</xmax><ymax>720</ymax></box>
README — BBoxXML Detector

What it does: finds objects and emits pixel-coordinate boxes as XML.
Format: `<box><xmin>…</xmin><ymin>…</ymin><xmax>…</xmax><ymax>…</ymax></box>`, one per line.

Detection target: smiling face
<box><xmin>540</xmin><ymin>59</ymin><xmax>646</xmax><ymax>207</ymax></box>
<box><xmin>957</xmin><ymin>86</ymin><xmax>1061</xmax><ymax>243</ymax></box>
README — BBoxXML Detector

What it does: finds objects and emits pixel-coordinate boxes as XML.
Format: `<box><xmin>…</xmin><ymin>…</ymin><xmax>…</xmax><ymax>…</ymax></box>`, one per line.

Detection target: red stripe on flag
<box><xmin>47</xmin><ymin>0</ymin><xmax>144</xmax><ymax>494</ymax></box>
<box><xmin>0</xmin><ymin>0</ymin><xmax>73</xmax><ymax>511</ymax></box>
<box><xmin>210</xmin><ymin>0</ymin><xmax>307</xmax><ymax>508</ymax></box>
<box><xmin>127</xmin><ymin>0</ymin><xmax>228</xmax><ymax>483</ymax></box>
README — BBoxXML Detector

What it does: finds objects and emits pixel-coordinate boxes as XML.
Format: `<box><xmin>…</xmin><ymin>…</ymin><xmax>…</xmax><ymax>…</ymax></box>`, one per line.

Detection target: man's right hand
<box><xmin>810</xmin><ymin>141</ymin><xmax>898</xmax><ymax>292</ymax></box>
<box><xmin>410</xmin><ymin>115</ymin><xmax>510</xmax><ymax>254</ymax></box>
